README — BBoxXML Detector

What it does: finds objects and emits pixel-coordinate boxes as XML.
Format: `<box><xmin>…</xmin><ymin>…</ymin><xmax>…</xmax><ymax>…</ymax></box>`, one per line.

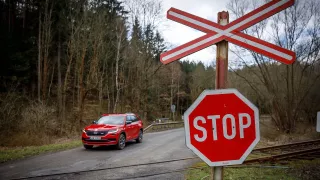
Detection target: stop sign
<box><xmin>184</xmin><ymin>89</ymin><xmax>260</xmax><ymax>166</ymax></box>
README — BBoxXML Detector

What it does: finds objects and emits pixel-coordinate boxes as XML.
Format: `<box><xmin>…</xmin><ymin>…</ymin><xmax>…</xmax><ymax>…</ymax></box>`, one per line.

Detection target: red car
<box><xmin>82</xmin><ymin>113</ymin><xmax>143</xmax><ymax>150</ymax></box>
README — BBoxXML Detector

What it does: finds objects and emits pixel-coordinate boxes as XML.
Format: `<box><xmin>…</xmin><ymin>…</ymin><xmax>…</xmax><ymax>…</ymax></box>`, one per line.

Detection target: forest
<box><xmin>0</xmin><ymin>0</ymin><xmax>319</xmax><ymax>146</ymax></box>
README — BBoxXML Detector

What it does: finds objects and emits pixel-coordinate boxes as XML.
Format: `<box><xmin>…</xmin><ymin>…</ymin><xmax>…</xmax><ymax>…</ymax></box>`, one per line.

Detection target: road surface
<box><xmin>0</xmin><ymin>128</ymin><xmax>198</xmax><ymax>180</ymax></box>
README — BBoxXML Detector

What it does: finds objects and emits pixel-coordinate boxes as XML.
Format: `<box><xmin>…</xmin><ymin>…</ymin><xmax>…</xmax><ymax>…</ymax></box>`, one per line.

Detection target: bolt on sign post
<box><xmin>160</xmin><ymin>0</ymin><xmax>296</xmax><ymax>179</ymax></box>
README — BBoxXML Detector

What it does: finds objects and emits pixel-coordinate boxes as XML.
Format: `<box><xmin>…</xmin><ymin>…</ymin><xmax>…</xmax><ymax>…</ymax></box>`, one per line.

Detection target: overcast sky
<box><xmin>160</xmin><ymin>0</ymin><xmax>229</xmax><ymax>65</ymax></box>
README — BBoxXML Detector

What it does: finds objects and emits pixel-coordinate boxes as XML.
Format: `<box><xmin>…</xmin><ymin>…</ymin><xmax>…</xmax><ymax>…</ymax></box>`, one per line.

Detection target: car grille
<box><xmin>82</xmin><ymin>138</ymin><xmax>116</xmax><ymax>142</ymax></box>
<box><xmin>86</xmin><ymin>130</ymin><xmax>108</xmax><ymax>136</ymax></box>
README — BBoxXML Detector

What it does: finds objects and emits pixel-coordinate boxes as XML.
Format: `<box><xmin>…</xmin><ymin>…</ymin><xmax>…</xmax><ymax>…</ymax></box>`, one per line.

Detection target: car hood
<box><xmin>85</xmin><ymin>124</ymin><xmax>122</xmax><ymax>131</ymax></box>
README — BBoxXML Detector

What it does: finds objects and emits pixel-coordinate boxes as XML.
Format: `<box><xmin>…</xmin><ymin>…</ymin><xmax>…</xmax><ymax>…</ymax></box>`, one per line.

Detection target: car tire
<box><xmin>84</xmin><ymin>145</ymin><xmax>93</xmax><ymax>149</ymax></box>
<box><xmin>136</xmin><ymin>130</ymin><xmax>143</xmax><ymax>143</ymax></box>
<box><xmin>117</xmin><ymin>133</ymin><xmax>126</xmax><ymax>150</ymax></box>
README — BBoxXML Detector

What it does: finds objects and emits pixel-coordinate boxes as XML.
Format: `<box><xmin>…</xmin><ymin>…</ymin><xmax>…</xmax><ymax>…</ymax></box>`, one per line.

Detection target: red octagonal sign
<box><xmin>184</xmin><ymin>89</ymin><xmax>260</xmax><ymax>166</ymax></box>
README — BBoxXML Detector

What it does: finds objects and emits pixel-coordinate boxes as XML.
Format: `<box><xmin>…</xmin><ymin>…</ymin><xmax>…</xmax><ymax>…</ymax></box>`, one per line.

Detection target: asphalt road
<box><xmin>0</xmin><ymin>128</ymin><xmax>198</xmax><ymax>180</ymax></box>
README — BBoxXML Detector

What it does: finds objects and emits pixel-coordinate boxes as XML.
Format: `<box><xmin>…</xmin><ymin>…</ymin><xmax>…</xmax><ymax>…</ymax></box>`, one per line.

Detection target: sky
<box><xmin>159</xmin><ymin>0</ymin><xmax>229</xmax><ymax>65</ymax></box>
<box><xmin>125</xmin><ymin>0</ymin><xmax>298</xmax><ymax>67</ymax></box>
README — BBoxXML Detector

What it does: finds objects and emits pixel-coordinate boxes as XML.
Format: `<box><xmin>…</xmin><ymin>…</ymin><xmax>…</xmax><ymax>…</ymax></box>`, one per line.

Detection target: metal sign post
<box><xmin>212</xmin><ymin>11</ymin><xmax>229</xmax><ymax>180</ymax></box>
<box><xmin>171</xmin><ymin>104</ymin><xmax>176</xmax><ymax>121</ymax></box>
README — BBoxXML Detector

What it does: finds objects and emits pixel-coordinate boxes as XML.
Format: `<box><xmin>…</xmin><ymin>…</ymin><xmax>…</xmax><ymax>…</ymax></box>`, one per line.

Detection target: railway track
<box><xmin>253</xmin><ymin>139</ymin><xmax>320</xmax><ymax>153</ymax></box>
<box><xmin>245</xmin><ymin>139</ymin><xmax>320</xmax><ymax>164</ymax></box>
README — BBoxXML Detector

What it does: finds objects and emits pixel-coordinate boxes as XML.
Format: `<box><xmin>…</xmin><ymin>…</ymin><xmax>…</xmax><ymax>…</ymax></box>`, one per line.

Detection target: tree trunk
<box><xmin>177</xmin><ymin>77</ymin><xmax>180</xmax><ymax>117</ymax></box>
<box><xmin>104</xmin><ymin>58</ymin><xmax>111</xmax><ymax>112</ymax></box>
<box><xmin>48</xmin><ymin>62</ymin><xmax>55</xmax><ymax>97</ymax></box>
<box><xmin>42</xmin><ymin>0</ymin><xmax>53</xmax><ymax>102</ymax></box>
<box><xmin>42</xmin><ymin>0</ymin><xmax>48</xmax><ymax>101</ymax></box>
<box><xmin>78</xmin><ymin>46</ymin><xmax>87</xmax><ymax>124</ymax></box>
<box><xmin>99</xmin><ymin>60</ymin><xmax>105</xmax><ymax>114</ymax></box>
<box><xmin>22</xmin><ymin>0</ymin><xmax>27</xmax><ymax>34</ymax></box>
<box><xmin>170</xmin><ymin>63</ymin><xmax>174</xmax><ymax>120</ymax></box>
<box><xmin>111</xmin><ymin>62</ymin><xmax>115</xmax><ymax>109</ymax></box>
<box><xmin>57</xmin><ymin>34</ymin><xmax>63</xmax><ymax>133</ymax></box>
<box><xmin>38</xmin><ymin>8</ymin><xmax>42</xmax><ymax>102</ymax></box>
<box><xmin>113</xmin><ymin>29</ymin><xmax>122</xmax><ymax>113</ymax></box>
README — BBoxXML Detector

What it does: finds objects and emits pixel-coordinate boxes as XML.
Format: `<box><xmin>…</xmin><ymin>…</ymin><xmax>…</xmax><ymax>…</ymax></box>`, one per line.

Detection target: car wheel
<box><xmin>136</xmin><ymin>130</ymin><xmax>143</xmax><ymax>143</ymax></box>
<box><xmin>84</xmin><ymin>145</ymin><xmax>93</xmax><ymax>149</ymax></box>
<box><xmin>117</xmin><ymin>133</ymin><xmax>126</xmax><ymax>150</ymax></box>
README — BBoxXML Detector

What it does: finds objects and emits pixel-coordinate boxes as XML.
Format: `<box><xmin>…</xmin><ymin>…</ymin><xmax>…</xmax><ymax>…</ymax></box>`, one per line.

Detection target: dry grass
<box><xmin>0</xmin><ymin>140</ymin><xmax>82</xmax><ymax>163</ymax></box>
<box><xmin>0</xmin><ymin>99</ymin><xmax>81</xmax><ymax>147</ymax></box>
<box><xmin>259</xmin><ymin>115</ymin><xmax>320</xmax><ymax>146</ymax></box>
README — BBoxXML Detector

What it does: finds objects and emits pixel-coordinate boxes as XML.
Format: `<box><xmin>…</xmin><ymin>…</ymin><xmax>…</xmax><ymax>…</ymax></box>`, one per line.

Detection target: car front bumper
<box><xmin>82</xmin><ymin>133</ymin><xmax>118</xmax><ymax>146</ymax></box>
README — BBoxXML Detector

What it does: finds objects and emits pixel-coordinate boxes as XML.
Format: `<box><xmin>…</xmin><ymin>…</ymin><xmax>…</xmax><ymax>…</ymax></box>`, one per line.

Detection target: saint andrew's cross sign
<box><xmin>160</xmin><ymin>0</ymin><xmax>296</xmax><ymax>65</ymax></box>
<box><xmin>160</xmin><ymin>0</ymin><xmax>296</xmax><ymax>170</ymax></box>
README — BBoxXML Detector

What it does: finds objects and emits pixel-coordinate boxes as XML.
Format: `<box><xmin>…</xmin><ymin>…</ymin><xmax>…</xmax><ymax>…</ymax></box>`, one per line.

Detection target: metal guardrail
<box><xmin>144</xmin><ymin>121</ymin><xmax>184</xmax><ymax>132</ymax></box>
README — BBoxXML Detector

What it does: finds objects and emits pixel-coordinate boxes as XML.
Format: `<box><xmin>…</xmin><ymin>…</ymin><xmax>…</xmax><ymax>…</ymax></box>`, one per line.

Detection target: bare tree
<box><xmin>41</xmin><ymin>0</ymin><xmax>54</xmax><ymax>101</ymax></box>
<box><xmin>113</xmin><ymin>18</ymin><xmax>126</xmax><ymax>113</ymax></box>
<box><xmin>227</xmin><ymin>0</ymin><xmax>320</xmax><ymax>133</ymax></box>
<box><xmin>123</xmin><ymin>0</ymin><xmax>165</xmax><ymax>120</ymax></box>
<box><xmin>37</xmin><ymin>5</ymin><xmax>42</xmax><ymax>102</ymax></box>
<box><xmin>125</xmin><ymin>0</ymin><xmax>163</xmax><ymax>31</ymax></box>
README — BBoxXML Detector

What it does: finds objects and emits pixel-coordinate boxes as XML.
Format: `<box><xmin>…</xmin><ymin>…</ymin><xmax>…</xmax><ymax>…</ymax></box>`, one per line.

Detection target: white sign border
<box><xmin>183</xmin><ymin>89</ymin><xmax>260</xmax><ymax>166</ymax></box>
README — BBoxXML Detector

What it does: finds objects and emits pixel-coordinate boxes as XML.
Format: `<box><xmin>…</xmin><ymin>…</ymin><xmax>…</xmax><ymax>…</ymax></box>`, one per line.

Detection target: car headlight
<box><xmin>82</xmin><ymin>129</ymin><xmax>86</xmax><ymax>133</ymax></box>
<box><xmin>109</xmin><ymin>129</ymin><xmax>119</xmax><ymax>134</ymax></box>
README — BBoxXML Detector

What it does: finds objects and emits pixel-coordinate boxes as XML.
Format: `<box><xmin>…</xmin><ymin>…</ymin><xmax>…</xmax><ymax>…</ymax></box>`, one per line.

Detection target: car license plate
<box><xmin>90</xmin><ymin>136</ymin><xmax>101</xmax><ymax>140</ymax></box>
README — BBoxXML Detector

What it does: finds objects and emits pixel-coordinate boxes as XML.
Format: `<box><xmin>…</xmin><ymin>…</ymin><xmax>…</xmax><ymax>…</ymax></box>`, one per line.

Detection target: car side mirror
<box><xmin>126</xmin><ymin>121</ymin><xmax>132</xmax><ymax>125</ymax></box>
<box><xmin>92</xmin><ymin>120</ymin><xmax>97</xmax><ymax>124</ymax></box>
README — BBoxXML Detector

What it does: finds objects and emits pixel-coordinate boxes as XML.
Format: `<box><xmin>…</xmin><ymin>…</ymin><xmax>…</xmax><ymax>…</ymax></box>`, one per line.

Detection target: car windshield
<box><xmin>97</xmin><ymin>115</ymin><xmax>125</xmax><ymax>125</ymax></box>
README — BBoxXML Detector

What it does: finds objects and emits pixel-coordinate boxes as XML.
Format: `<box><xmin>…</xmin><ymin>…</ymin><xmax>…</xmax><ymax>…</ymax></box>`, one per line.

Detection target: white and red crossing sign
<box><xmin>160</xmin><ymin>0</ymin><xmax>296</xmax><ymax>65</ymax></box>
<box><xmin>184</xmin><ymin>89</ymin><xmax>260</xmax><ymax>166</ymax></box>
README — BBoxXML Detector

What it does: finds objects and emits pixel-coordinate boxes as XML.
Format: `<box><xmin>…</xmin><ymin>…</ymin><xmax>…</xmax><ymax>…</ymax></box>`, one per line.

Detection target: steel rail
<box><xmin>245</xmin><ymin>147</ymin><xmax>320</xmax><ymax>164</ymax></box>
<box><xmin>253</xmin><ymin>139</ymin><xmax>320</xmax><ymax>152</ymax></box>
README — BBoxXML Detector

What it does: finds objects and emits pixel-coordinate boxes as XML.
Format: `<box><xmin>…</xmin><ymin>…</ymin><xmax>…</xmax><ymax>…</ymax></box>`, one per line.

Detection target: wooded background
<box><xmin>0</xmin><ymin>0</ymin><xmax>319</xmax><ymax>146</ymax></box>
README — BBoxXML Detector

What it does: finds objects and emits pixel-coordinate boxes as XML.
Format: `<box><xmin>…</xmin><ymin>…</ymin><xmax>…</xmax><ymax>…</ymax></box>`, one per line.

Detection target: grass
<box><xmin>185</xmin><ymin>159</ymin><xmax>320</xmax><ymax>180</ymax></box>
<box><xmin>0</xmin><ymin>140</ymin><xmax>82</xmax><ymax>163</ymax></box>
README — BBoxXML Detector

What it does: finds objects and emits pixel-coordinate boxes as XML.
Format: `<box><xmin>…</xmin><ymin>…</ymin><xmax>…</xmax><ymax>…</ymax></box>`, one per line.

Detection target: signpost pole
<box><xmin>211</xmin><ymin>11</ymin><xmax>229</xmax><ymax>180</ymax></box>
<box><xmin>171</xmin><ymin>104</ymin><xmax>176</xmax><ymax>121</ymax></box>
<box><xmin>215</xmin><ymin>11</ymin><xmax>229</xmax><ymax>90</ymax></box>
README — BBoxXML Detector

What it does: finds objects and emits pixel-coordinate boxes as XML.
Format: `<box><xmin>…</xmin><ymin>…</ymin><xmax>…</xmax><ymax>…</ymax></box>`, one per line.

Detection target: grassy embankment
<box><xmin>0</xmin><ymin>140</ymin><xmax>82</xmax><ymax>163</ymax></box>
